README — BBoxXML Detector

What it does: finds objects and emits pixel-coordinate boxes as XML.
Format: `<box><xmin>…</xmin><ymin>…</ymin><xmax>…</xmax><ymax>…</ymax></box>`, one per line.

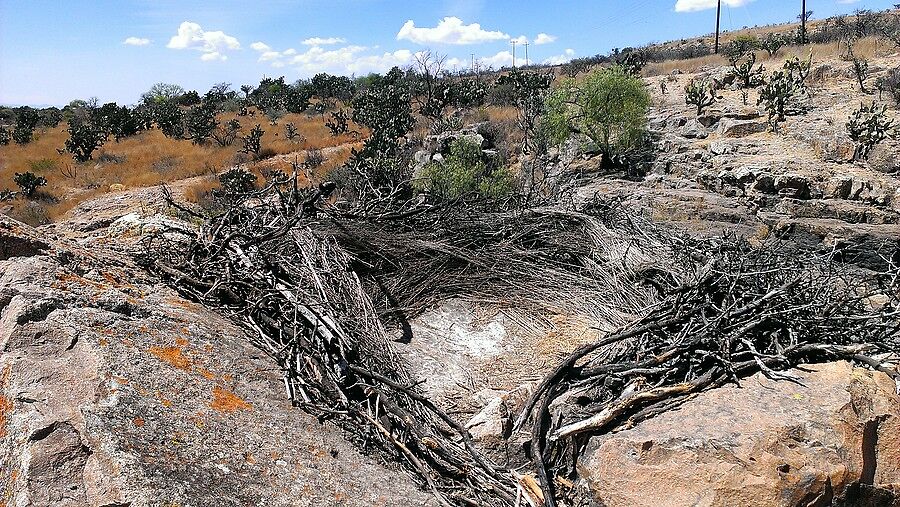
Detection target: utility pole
<box><xmin>471</xmin><ymin>53</ymin><xmax>476</xmax><ymax>73</ymax></box>
<box><xmin>510</xmin><ymin>40</ymin><xmax>518</xmax><ymax>68</ymax></box>
<box><xmin>714</xmin><ymin>0</ymin><xmax>722</xmax><ymax>54</ymax></box>
<box><xmin>523</xmin><ymin>42</ymin><xmax>529</xmax><ymax>67</ymax></box>
<box><xmin>801</xmin><ymin>0</ymin><xmax>807</xmax><ymax>44</ymax></box>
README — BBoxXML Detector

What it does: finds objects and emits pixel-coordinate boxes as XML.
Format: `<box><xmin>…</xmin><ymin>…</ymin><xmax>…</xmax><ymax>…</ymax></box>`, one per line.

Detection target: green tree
<box><xmin>12</xmin><ymin>108</ymin><xmax>39</xmax><ymax>145</ymax></box>
<box><xmin>185</xmin><ymin>103</ymin><xmax>218</xmax><ymax>144</ymax></box>
<box><xmin>545</xmin><ymin>66</ymin><xmax>650</xmax><ymax>165</ymax></box>
<box><xmin>141</xmin><ymin>82</ymin><xmax>186</xmax><ymax>105</ymax></box>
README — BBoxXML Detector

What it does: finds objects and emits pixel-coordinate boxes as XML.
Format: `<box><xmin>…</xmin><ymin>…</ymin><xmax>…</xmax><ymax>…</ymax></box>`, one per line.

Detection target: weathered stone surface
<box><xmin>774</xmin><ymin>173</ymin><xmax>811</xmax><ymax>199</ymax></box>
<box><xmin>0</xmin><ymin>214</ymin><xmax>435</xmax><ymax>507</ymax></box>
<box><xmin>717</xmin><ymin>118</ymin><xmax>767</xmax><ymax>138</ymax></box>
<box><xmin>578</xmin><ymin>362</ymin><xmax>900</xmax><ymax>507</ymax></box>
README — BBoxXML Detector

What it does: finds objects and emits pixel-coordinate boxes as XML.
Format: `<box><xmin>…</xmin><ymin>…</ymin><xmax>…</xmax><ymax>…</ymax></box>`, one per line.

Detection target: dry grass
<box><xmin>643</xmin><ymin>54</ymin><xmax>730</xmax><ymax>77</ymax></box>
<box><xmin>0</xmin><ymin>109</ymin><xmax>357</xmax><ymax>222</ymax></box>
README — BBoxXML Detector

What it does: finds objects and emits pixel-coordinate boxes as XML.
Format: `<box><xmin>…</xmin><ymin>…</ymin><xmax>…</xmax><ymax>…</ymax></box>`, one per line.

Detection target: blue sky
<box><xmin>0</xmin><ymin>0</ymin><xmax>895</xmax><ymax>106</ymax></box>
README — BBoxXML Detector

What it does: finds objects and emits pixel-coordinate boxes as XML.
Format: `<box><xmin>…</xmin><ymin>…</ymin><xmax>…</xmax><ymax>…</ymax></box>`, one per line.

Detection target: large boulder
<box><xmin>0</xmin><ymin>215</ymin><xmax>435</xmax><ymax>507</ymax></box>
<box><xmin>578</xmin><ymin>362</ymin><xmax>900</xmax><ymax>507</ymax></box>
<box><xmin>717</xmin><ymin>118</ymin><xmax>767</xmax><ymax>138</ymax></box>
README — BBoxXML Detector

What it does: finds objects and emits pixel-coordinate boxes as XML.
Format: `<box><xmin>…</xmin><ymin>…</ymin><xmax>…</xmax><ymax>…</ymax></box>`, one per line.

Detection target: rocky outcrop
<box><xmin>578</xmin><ymin>362</ymin><xmax>900</xmax><ymax>507</ymax></box>
<box><xmin>0</xmin><ymin>215</ymin><xmax>434</xmax><ymax>507</ymax></box>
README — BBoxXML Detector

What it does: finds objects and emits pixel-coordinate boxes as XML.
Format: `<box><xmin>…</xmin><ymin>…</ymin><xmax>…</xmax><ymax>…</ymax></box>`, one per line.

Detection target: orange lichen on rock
<box><xmin>148</xmin><ymin>346</ymin><xmax>192</xmax><ymax>371</ymax></box>
<box><xmin>0</xmin><ymin>366</ymin><xmax>12</xmax><ymax>439</ymax></box>
<box><xmin>210</xmin><ymin>386</ymin><xmax>252</xmax><ymax>413</ymax></box>
<box><xmin>175</xmin><ymin>337</ymin><xmax>189</xmax><ymax>347</ymax></box>
<box><xmin>133</xmin><ymin>417</ymin><xmax>145</xmax><ymax>427</ymax></box>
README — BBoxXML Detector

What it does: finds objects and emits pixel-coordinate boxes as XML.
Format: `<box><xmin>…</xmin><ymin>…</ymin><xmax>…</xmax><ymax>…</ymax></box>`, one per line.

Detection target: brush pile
<box><xmin>145</xmin><ymin>176</ymin><xmax>900</xmax><ymax>507</ymax></box>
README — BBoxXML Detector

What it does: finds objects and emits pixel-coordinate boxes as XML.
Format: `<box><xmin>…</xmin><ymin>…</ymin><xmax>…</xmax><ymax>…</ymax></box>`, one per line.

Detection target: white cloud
<box><xmin>251</xmin><ymin>39</ymin><xmax>420</xmax><ymax>76</ymax></box>
<box><xmin>167</xmin><ymin>21</ymin><xmax>240</xmax><ymax>61</ymax></box>
<box><xmin>674</xmin><ymin>0</ymin><xmax>754</xmax><ymax>12</ymax></box>
<box><xmin>478</xmin><ymin>51</ymin><xmax>525</xmax><ymax>69</ymax></box>
<box><xmin>302</xmin><ymin>37</ymin><xmax>347</xmax><ymax>46</ymax></box>
<box><xmin>543</xmin><ymin>48</ymin><xmax>576</xmax><ymax>65</ymax></box>
<box><xmin>511</xmin><ymin>35</ymin><xmax>529</xmax><ymax>45</ymax></box>
<box><xmin>534</xmin><ymin>33</ymin><xmax>556</xmax><ymax>45</ymax></box>
<box><xmin>123</xmin><ymin>37</ymin><xmax>151</xmax><ymax>46</ymax></box>
<box><xmin>397</xmin><ymin>17</ymin><xmax>509</xmax><ymax>45</ymax></box>
<box><xmin>250</xmin><ymin>41</ymin><xmax>271</xmax><ymax>52</ymax></box>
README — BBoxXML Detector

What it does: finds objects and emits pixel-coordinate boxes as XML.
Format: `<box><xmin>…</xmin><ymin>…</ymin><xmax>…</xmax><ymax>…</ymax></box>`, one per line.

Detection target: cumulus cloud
<box><xmin>251</xmin><ymin>39</ymin><xmax>417</xmax><ymax>76</ymax></box>
<box><xmin>302</xmin><ymin>37</ymin><xmax>347</xmax><ymax>46</ymax></box>
<box><xmin>534</xmin><ymin>33</ymin><xmax>556</xmax><ymax>45</ymax></box>
<box><xmin>543</xmin><ymin>48</ymin><xmax>576</xmax><ymax>65</ymax></box>
<box><xmin>167</xmin><ymin>21</ymin><xmax>240</xmax><ymax>61</ymax></box>
<box><xmin>250</xmin><ymin>41</ymin><xmax>271</xmax><ymax>52</ymax></box>
<box><xmin>480</xmin><ymin>50</ymin><xmax>514</xmax><ymax>69</ymax></box>
<box><xmin>674</xmin><ymin>0</ymin><xmax>754</xmax><ymax>12</ymax></box>
<box><xmin>510</xmin><ymin>35</ymin><xmax>529</xmax><ymax>45</ymax></box>
<box><xmin>123</xmin><ymin>37</ymin><xmax>151</xmax><ymax>46</ymax></box>
<box><xmin>397</xmin><ymin>17</ymin><xmax>509</xmax><ymax>45</ymax></box>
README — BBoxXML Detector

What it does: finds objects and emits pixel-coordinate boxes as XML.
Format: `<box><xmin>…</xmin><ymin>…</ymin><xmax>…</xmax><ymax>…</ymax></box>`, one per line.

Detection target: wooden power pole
<box><xmin>714</xmin><ymin>0</ymin><xmax>722</xmax><ymax>54</ymax></box>
<box><xmin>801</xmin><ymin>0</ymin><xmax>807</xmax><ymax>44</ymax></box>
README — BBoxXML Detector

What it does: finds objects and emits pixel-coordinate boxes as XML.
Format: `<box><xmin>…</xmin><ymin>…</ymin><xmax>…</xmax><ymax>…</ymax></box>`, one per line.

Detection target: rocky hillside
<box><xmin>2</xmin><ymin>40</ymin><xmax>900</xmax><ymax>507</ymax></box>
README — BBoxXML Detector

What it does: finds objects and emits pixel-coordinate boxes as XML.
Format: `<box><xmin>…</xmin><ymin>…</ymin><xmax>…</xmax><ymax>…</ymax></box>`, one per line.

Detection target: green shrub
<box><xmin>414</xmin><ymin>139</ymin><xmax>514</xmax><ymax>201</ymax></box>
<box><xmin>28</xmin><ymin>158</ymin><xmax>57</xmax><ymax>173</ymax></box>
<box><xmin>544</xmin><ymin>66</ymin><xmax>650</xmax><ymax>165</ymax></box>
<box><xmin>14</xmin><ymin>171</ymin><xmax>47</xmax><ymax>198</ymax></box>
<box><xmin>65</xmin><ymin>117</ymin><xmax>106</xmax><ymax>162</ymax></box>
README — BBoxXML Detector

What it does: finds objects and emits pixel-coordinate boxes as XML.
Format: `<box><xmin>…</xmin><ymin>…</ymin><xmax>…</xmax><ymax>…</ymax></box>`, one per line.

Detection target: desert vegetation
<box><xmin>3</xmin><ymin>6</ymin><xmax>900</xmax><ymax>507</ymax></box>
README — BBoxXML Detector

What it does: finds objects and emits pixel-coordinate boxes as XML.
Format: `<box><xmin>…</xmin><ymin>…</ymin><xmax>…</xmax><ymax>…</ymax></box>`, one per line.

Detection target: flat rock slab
<box><xmin>578</xmin><ymin>361</ymin><xmax>900</xmax><ymax>507</ymax></box>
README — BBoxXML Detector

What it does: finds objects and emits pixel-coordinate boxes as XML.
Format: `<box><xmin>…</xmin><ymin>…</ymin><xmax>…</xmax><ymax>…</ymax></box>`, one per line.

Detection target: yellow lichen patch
<box><xmin>174</xmin><ymin>337</ymin><xmax>189</xmax><ymax>347</ymax></box>
<box><xmin>198</xmin><ymin>369</ymin><xmax>216</xmax><ymax>381</ymax></box>
<box><xmin>210</xmin><ymin>386</ymin><xmax>252</xmax><ymax>413</ymax></box>
<box><xmin>148</xmin><ymin>346</ymin><xmax>192</xmax><ymax>371</ymax></box>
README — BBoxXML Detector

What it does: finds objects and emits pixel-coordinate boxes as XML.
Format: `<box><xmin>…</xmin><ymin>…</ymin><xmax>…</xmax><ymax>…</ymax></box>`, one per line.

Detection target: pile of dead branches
<box><xmin>145</xmin><ymin>177</ymin><xmax>899</xmax><ymax>507</ymax></box>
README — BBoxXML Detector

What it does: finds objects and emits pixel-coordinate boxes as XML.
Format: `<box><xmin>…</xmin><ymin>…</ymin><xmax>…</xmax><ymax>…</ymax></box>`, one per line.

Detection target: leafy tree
<box><xmin>847</xmin><ymin>101</ymin><xmax>896</xmax><ymax>159</ymax></box>
<box><xmin>108</xmin><ymin>105</ymin><xmax>141</xmax><ymax>141</ymax></box>
<box><xmin>218</xmin><ymin>167</ymin><xmax>257</xmax><ymax>195</ymax></box>
<box><xmin>185</xmin><ymin>103</ymin><xmax>218</xmax><ymax>144</ymax></box>
<box><xmin>13</xmin><ymin>171</ymin><xmax>47</xmax><ymax>198</ymax></box>
<box><xmin>495</xmin><ymin>70</ymin><xmax>553</xmax><ymax>154</ymax></box>
<box><xmin>725</xmin><ymin>35</ymin><xmax>759</xmax><ymax>61</ymax></box>
<box><xmin>545</xmin><ymin>66</ymin><xmax>650</xmax><ymax>166</ymax></box>
<box><xmin>65</xmin><ymin>116</ymin><xmax>106</xmax><ymax>162</ymax></box>
<box><xmin>141</xmin><ymin>82</ymin><xmax>186</xmax><ymax>105</ymax></box>
<box><xmin>12</xmin><ymin>108</ymin><xmax>39</xmax><ymax>145</ymax></box>
<box><xmin>240</xmin><ymin>124</ymin><xmax>264</xmax><ymax>156</ymax></box>
<box><xmin>414</xmin><ymin>138</ymin><xmax>514</xmax><ymax>202</ymax></box>
<box><xmin>203</xmin><ymin>82</ymin><xmax>234</xmax><ymax>110</ymax></box>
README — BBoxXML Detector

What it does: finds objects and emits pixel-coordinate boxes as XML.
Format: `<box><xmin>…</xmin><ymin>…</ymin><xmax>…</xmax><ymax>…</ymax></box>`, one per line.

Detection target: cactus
<box><xmin>847</xmin><ymin>101</ymin><xmax>896</xmax><ymax>160</ymax></box>
<box><xmin>730</xmin><ymin>52</ymin><xmax>764</xmax><ymax>89</ymax></box>
<box><xmin>685</xmin><ymin>79</ymin><xmax>716</xmax><ymax>115</ymax></box>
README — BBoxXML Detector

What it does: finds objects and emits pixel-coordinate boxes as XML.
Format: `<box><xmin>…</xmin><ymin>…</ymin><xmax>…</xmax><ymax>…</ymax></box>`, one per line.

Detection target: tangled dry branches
<box><xmin>145</xmin><ymin>175</ymin><xmax>899</xmax><ymax>507</ymax></box>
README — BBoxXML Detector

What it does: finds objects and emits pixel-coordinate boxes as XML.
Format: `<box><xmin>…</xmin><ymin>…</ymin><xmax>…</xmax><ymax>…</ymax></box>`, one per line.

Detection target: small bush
<box><xmin>257</xmin><ymin>146</ymin><xmax>278</xmax><ymax>160</ymax></box>
<box><xmin>760</xmin><ymin>33</ymin><xmax>787</xmax><ymax>57</ymax></box>
<box><xmin>304</xmin><ymin>149</ymin><xmax>326</xmax><ymax>169</ymax></box>
<box><xmin>28</xmin><ymin>158</ymin><xmax>57</xmax><ymax>173</ymax></box>
<box><xmin>0</xmin><ymin>127</ymin><xmax>10</xmax><ymax>145</ymax></box>
<box><xmin>8</xmin><ymin>200</ymin><xmax>50</xmax><ymax>226</ymax></box>
<box><xmin>414</xmin><ymin>138</ymin><xmax>514</xmax><ymax>201</ymax></box>
<box><xmin>876</xmin><ymin>69</ymin><xmax>900</xmax><ymax>105</ymax></box>
<box><xmin>218</xmin><ymin>167</ymin><xmax>257</xmax><ymax>195</ymax></box>
<box><xmin>684</xmin><ymin>79</ymin><xmax>716</xmax><ymax>115</ymax></box>
<box><xmin>725</xmin><ymin>35</ymin><xmax>759</xmax><ymax>61</ymax></box>
<box><xmin>847</xmin><ymin>101</ymin><xmax>896</xmax><ymax>160</ymax></box>
<box><xmin>13</xmin><ymin>171</ymin><xmax>47</xmax><ymax>198</ymax></box>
